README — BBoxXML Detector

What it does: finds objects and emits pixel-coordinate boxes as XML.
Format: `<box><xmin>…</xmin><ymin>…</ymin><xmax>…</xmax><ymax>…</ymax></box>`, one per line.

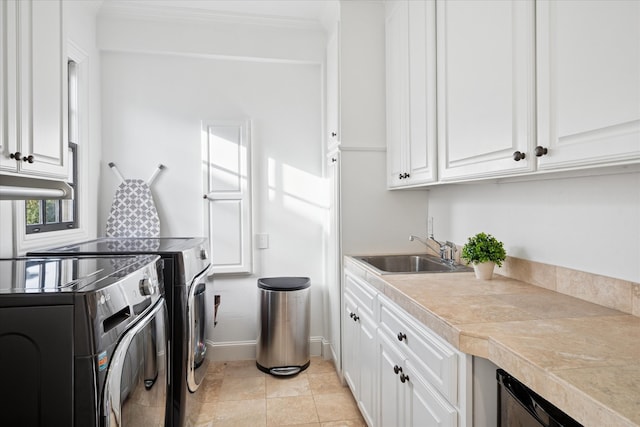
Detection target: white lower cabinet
<box><xmin>379</xmin><ymin>332</ymin><xmax>405</xmax><ymax>426</ymax></box>
<box><xmin>379</xmin><ymin>333</ymin><xmax>458</xmax><ymax>427</ymax></box>
<box><xmin>343</xmin><ymin>275</ymin><xmax>377</xmax><ymax>427</ymax></box>
<box><xmin>343</xmin><ymin>267</ymin><xmax>470</xmax><ymax>427</ymax></box>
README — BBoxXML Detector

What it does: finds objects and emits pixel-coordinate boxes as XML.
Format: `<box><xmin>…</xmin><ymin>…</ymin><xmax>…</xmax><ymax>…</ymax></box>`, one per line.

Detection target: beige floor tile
<box><xmin>266</xmin><ymin>373</ymin><xmax>312</xmax><ymax>398</ymax></box>
<box><xmin>320</xmin><ymin>419</ymin><xmax>367</xmax><ymax>427</ymax></box>
<box><xmin>186</xmin><ymin>401</ymin><xmax>216</xmax><ymax>425</ymax></box>
<box><xmin>186</xmin><ymin>421</ymin><xmax>214</xmax><ymax>427</ymax></box>
<box><xmin>308</xmin><ymin>371</ymin><xmax>346</xmax><ymax>395</ymax></box>
<box><xmin>321</xmin><ymin>420</ymin><xmax>367</xmax><ymax>427</ymax></box>
<box><xmin>267</xmin><ymin>396</ymin><xmax>319</xmax><ymax>426</ymax></box>
<box><xmin>207</xmin><ymin>361</ymin><xmax>227</xmax><ymax>379</ymax></box>
<box><xmin>313</xmin><ymin>390</ymin><xmax>363</xmax><ymax>423</ymax></box>
<box><xmin>218</xmin><ymin>375</ymin><xmax>266</xmax><ymax>401</ymax></box>
<box><xmin>197</xmin><ymin>360</ymin><xmax>365</xmax><ymax>427</ymax></box>
<box><xmin>211</xmin><ymin>398</ymin><xmax>266</xmax><ymax>427</ymax></box>
<box><xmin>196</xmin><ymin>377</ymin><xmax>224</xmax><ymax>402</ymax></box>
<box><xmin>222</xmin><ymin>359</ymin><xmax>266</xmax><ymax>378</ymax></box>
<box><xmin>306</xmin><ymin>357</ymin><xmax>337</xmax><ymax>375</ymax></box>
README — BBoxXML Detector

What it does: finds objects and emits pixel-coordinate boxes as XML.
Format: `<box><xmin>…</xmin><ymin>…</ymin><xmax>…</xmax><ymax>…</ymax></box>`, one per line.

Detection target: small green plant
<box><xmin>461</xmin><ymin>232</ymin><xmax>506</xmax><ymax>267</ymax></box>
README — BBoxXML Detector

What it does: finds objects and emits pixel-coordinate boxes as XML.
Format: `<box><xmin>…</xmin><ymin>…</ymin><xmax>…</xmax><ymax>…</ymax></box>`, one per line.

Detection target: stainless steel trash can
<box><xmin>256</xmin><ymin>277</ymin><xmax>310</xmax><ymax>376</ymax></box>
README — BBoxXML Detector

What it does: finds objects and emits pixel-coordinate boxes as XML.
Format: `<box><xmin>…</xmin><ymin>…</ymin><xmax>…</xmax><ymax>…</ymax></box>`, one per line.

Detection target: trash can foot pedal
<box><xmin>256</xmin><ymin>360</ymin><xmax>310</xmax><ymax>376</ymax></box>
<box><xmin>271</xmin><ymin>366</ymin><xmax>301</xmax><ymax>376</ymax></box>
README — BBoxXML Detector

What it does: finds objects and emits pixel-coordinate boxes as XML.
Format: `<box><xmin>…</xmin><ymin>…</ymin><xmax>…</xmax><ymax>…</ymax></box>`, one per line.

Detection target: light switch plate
<box><xmin>256</xmin><ymin>234</ymin><xmax>269</xmax><ymax>249</ymax></box>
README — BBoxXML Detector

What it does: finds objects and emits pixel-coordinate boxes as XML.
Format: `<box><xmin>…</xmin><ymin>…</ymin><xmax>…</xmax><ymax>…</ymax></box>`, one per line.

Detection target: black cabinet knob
<box><xmin>331</xmin><ymin>157</ymin><xmax>337</xmax><ymax>163</ymax></box>
<box><xmin>534</xmin><ymin>146</ymin><xmax>548</xmax><ymax>157</ymax></box>
<box><xmin>400</xmin><ymin>373</ymin><xmax>410</xmax><ymax>383</ymax></box>
<box><xmin>393</xmin><ymin>365</ymin><xmax>402</xmax><ymax>375</ymax></box>
<box><xmin>404</xmin><ymin>173</ymin><xmax>410</xmax><ymax>179</ymax></box>
<box><xmin>22</xmin><ymin>155</ymin><xmax>34</xmax><ymax>163</ymax></box>
<box><xmin>349</xmin><ymin>312</ymin><xmax>355</xmax><ymax>319</ymax></box>
<box><xmin>353</xmin><ymin>314</ymin><xmax>359</xmax><ymax>322</ymax></box>
<box><xmin>397</xmin><ymin>332</ymin><xmax>407</xmax><ymax>342</ymax></box>
<box><xmin>331</xmin><ymin>132</ymin><xmax>337</xmax><ymax>137</ymax></box>
<box><xmin>9</xmin><ymin>151</ymin><xmax>22</xmax><ymax>161</ymax></box>
<box><xmin>513</xmin><ymin>151</ymin><xmax>526</xmax><ymax>161</ymax></box>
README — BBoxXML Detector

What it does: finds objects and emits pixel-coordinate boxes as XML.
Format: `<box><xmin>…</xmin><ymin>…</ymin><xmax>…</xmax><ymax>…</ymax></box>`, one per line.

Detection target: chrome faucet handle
<box><xmin>440</xmin><ymin>241</ymin><xmax>457</xmax><ymax>265</ymax></box>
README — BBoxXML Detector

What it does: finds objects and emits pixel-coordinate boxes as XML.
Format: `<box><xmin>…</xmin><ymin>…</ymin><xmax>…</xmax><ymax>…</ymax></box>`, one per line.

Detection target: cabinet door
<box><xmin>326</xmin><ymin>28</ymin><xmax>340</xmax><ymax>150</ymax></box>
<box><xmin>326</xmin><ymin>153</ymin><xmax>341</xmax><ymax>368</ymax></box>
<box><xmin>17</xmin><ymin>0</ymin><xmax>67</xmax><ymax>178</ymax></box>
<box><xmin>385</xmin><ymin>0</ymin><xmax>409</xmax><ymax>188</ymax></box>
<box><xmin>0</xmin><ymin>0</ymin><xmax>18</xmax><ymax>173</ymax></box>
<box><xmin>437</xmin><ymin>0</ymin><xmax>536</xmax><ymax>181</ymax></box>
<box><xmin>358</xmin><ymin>312</ymin><xmax>377</xmax><ymax>427</ymax></box>
<box><xmin>342</xmin><ymin>294</ymin><xmax>359</xmax><ymax>395</ymax></box>
<box><xmin>406</xmin><ymin>0</ymin><xmax>437</xmax><ymax>186</ymax></box>
<box><xmin>536</xmin><ymin>0</ymin><xmax>640</xmax><ymax>170</ymax></box>
<box><xmin>386</xmin><ymin>1</ymin><xmax>437</xmax><ymax>188</ymax></box>
<box><xmin>405</xmin><ymin>363</ymin><xmax>458</xmax><ymax>427</ymax></box>
<box><xmin>204</xmin><ymin>121</ymin><xmax>252</xmax><ymax>274</ymax></box>
<box><xmin>379</xmin><ymin>333</ymin><xmax>406</xmax><ymax>427</ymax></box>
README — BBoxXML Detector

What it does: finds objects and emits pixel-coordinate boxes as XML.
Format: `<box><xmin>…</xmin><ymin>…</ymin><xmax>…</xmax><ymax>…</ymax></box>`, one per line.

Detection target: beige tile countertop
<box><xmin>345</xmin><ymin>256</ymin><xmax>640</xmax><ymax>427</ymax></box>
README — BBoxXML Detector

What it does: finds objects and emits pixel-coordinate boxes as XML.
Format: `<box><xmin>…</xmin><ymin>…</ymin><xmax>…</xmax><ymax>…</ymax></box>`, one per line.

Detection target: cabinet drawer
<box><xmin>344</xmin><ymin>273</ymin><xmax>376</xmax><ymax>318</ymax></box>
<box><xmin>379</xmin><ymin>299</ymin><xmax>458</xmax><ymax>404</ymax></box>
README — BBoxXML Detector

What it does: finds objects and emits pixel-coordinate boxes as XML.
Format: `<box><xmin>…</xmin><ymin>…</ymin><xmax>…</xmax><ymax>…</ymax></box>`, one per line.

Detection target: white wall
<box><xmin>428</xmin><ymin>171</ymin><xmax>640</xmax><ymax>282</ymax></box>
<box><xmin>337</xmin><ymin>1</ymin><xmax>429</xmax><ymax>255</ymax></box>
<box><xmin>98</xmin><ymin>13</ymin><xmax>326</xmax><ymax>354</ymax></box>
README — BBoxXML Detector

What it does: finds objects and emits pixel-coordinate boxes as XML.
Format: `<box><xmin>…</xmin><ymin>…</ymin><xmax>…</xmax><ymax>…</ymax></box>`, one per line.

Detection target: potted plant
<box><xmin>460</xmin><ymin>232</ymin><xmax>506</xmax><ymax>280</ymax></box>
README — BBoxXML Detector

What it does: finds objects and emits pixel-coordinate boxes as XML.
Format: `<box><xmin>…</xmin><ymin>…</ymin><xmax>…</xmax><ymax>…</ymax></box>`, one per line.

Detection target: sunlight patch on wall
<box><xmin>268</xmin><ymin>157</ymin><xmax>327</xmax><ymax>225</ymax></box>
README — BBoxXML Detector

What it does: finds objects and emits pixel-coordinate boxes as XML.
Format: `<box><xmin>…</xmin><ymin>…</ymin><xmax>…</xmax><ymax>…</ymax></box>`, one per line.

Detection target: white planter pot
<box><xmin>473</xmin><ymin>261</ymin><xmax>495</xmax><ymax>280</ymax></box>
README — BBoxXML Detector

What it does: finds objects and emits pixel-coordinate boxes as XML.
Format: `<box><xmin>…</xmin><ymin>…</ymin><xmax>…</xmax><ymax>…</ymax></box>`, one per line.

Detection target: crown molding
<box><xmin>99</xmin><ymin>1</ymin><xmax>327</xmax><ymax>32</ymax></box>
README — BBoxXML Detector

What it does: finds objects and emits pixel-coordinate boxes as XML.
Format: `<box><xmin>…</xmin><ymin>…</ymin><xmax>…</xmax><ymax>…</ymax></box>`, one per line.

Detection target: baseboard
<box><xmin>321</xmin><ymin>339</ymin><xmax>334</xmax><ymax>361</ymax></box>
<box><xmin>206</xmin><ymin>336</ymin><xmax>325</xmax><ymax>361</ymax></box>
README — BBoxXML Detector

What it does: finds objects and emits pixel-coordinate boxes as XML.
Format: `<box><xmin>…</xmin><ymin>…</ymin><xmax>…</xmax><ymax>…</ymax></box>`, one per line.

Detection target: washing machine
<box><xmin>29</xmin><ymin>237</ymin><xmax>212</xmax><ymax>427</ymax></box>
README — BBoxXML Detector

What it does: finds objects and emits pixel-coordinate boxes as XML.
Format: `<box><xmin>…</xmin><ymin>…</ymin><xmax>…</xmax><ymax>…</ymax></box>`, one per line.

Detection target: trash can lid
<box><xmin>258</xmin><ymin>277</ymin><xmax>310</xmax><ymax>291</ymax></box>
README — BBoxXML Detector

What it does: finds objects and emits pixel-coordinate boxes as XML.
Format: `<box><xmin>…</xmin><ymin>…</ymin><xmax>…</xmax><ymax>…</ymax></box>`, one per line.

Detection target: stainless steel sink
<box><xmin>354</xmin><ymin>254</ymin><xmax>472</xmax><ymax>275</ymax></box>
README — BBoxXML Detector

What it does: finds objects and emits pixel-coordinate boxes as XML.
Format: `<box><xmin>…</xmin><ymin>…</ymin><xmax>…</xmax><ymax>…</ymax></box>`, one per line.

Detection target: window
<box><xmin>25</xmin><ymin>60</ymin><xmax>79</xmax><ymax>234</ymax></box>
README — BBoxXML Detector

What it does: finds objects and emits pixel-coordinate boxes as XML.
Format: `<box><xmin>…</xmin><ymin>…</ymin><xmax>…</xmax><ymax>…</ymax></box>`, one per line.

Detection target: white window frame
<box><xmin>202</xmin><ymin>119</ymin><xmax>253</xmax><ymax>275</ymax></box>
<box><xmin>14</xmin><ymin>41</ymin><xmax>90</xmax><ymax>254</ymax></box>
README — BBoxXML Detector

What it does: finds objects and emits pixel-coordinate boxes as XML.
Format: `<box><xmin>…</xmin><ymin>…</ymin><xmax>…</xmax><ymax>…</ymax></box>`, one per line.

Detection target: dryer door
<box><xmin>187</xmin><ymin>268</ymin><xmax>211</xmax><ymax>392</ymax></box>
<box><xmin>103</xmin><ymin>299</ymin><xmax>168</xmax><ymax>427</ymax></box>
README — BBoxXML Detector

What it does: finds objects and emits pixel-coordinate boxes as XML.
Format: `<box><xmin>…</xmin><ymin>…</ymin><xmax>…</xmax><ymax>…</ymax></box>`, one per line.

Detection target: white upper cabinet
<box><xmin>436</xmin><ymin>0</ymin><xmax>536</xmax><ymax>182</ymax></box>
<box><xmin>386</xmin><ymin>0</ymin><xmax>437</xmax><ymax>188</ymax></box>
<box><xmin>536</xmin><ymin>0</ymin><xmax>640</xmax><ymax>171</ymax></box>
<box><xmin>326</xmin><ymin>27</ymin><xmax>341</xmax><ymax>151</ymax></box>
<box><xmin>0</xmin><ymin>0</ymin><xmax>67</xmax><ymax>179</ymax></box>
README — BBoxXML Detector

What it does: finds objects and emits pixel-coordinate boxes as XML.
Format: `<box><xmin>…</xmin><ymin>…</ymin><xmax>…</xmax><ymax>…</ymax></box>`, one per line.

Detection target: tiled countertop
<box><xmin>345</xmin><ymin>256</ymin><xmax>640</xmax><ymax>427</ymax></box>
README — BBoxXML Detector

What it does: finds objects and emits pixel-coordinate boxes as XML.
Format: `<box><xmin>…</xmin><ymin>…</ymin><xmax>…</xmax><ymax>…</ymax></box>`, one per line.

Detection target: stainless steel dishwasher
<box><xmin>497</xmin><ymin>369</ymin><xmax>583</xmax><ymax>427</ymax></box>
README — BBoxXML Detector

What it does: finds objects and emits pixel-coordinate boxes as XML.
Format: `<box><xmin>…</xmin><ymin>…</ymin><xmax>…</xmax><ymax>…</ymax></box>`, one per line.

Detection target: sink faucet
<box><xmin>409</xmin><ymin>234</ymin><xmax>457</xmax><ymax>265</ymax></box>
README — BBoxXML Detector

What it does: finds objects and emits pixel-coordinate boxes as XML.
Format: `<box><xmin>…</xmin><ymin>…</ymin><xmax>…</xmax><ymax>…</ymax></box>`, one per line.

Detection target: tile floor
<box><xmin>187</xmin><ymin>357</ymin><xmax>367</xmax><ymax>427</ymax></box>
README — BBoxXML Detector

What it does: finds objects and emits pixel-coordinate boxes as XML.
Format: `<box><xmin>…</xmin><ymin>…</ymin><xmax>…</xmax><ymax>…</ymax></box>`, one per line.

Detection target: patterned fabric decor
<box><xmin>105</xmin><ymin>179</ymin><xmax>161</xmax><ymax>238</ymax></box>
